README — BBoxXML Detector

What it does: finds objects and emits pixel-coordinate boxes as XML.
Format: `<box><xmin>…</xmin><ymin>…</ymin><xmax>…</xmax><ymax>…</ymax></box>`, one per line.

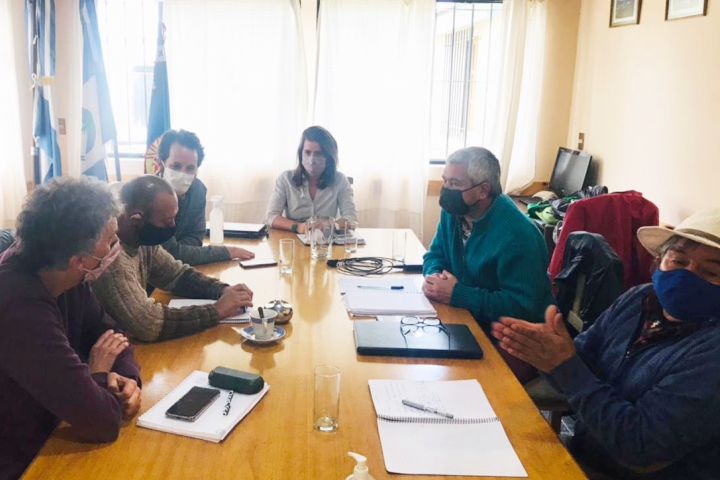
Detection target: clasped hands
<box><xmin>422</xmin><ymin>270</ymin><xmax>458</xmax><ymax>304</ymax></box>
<box><xmin>491</xmin><ymin>305</ymin><xmax>576</xmax><ymax>373</ymax></box>
<box><xmin>88</xmin><ymin>330</ymin><xmax>141</xmax><ymax>419</ymax></box>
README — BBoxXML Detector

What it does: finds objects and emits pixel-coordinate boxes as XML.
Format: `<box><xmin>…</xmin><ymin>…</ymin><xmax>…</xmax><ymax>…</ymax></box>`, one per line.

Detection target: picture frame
<box><xmin>610</xmin><ymin>0</ymin><xmax>642</xmax><ymax>27</ymax></box>
<box><xmin>666</xmin><ymin>0</ymin><xmax>708</xmax><ymax>20</ymax></box>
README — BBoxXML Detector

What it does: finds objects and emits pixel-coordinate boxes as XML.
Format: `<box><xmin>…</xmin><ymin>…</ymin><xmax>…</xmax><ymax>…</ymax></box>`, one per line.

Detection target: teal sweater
<box><xmin>423</xmin><ymin>194</ymin><xmax>554</xmax><ymax>327</ymax></box>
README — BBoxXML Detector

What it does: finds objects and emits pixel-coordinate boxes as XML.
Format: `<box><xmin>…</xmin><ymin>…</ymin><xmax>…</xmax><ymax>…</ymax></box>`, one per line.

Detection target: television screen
<box><xmin>549</xmin><ymin>148</ymin><xmax>592</xmax><ymax>198</ymax></box>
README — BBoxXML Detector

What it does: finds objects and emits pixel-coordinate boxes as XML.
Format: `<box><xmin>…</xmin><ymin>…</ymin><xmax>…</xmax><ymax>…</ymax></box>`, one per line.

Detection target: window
<box><xmin>429</xmin><ymin>1</ymin><xmax>503</xmax><ymax>163</ymax></box>
<box><xmin>96</xmin><ymin>0</ymin><xmax>158</xmax><ymax>158</ymax></box>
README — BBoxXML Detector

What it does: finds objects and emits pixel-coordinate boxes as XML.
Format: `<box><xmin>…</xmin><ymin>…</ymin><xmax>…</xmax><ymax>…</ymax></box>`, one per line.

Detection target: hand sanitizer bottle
<box><xmin>345</xmin><ymin>452</ymin><xmax>374</xmax><ymax>480</ymax></box>
<box><xmin>209</xmin><ymin>195</ymin><xmax>224</xmax><ymax>245</ymax></box>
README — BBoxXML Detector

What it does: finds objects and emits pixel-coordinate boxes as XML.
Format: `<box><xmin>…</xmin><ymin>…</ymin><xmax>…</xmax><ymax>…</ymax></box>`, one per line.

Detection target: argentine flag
<box><xmin>26</xmin><ymin>0</ymin><xmax>61</xmax><ymax>184</ymax></box>
<box><xmin>80</xmin><ymin>0</ymin><xmax>116</xmax><ymax>181</ymax></box>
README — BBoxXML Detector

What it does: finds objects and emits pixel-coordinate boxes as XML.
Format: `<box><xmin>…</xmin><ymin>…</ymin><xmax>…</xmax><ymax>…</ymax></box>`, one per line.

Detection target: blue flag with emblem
<box><xmin>79</xmin><ymin>0</ymin><xmax>117</xmax><ymax>181</ymax></box>
<box><xmin>145</xmin><ymin>2</ymin><xmax>171</xmax><ymax>174</ymax></box>
<box><xmin>26</xmin><ymin>0</ymin><xmax>61</xmax><ymax>184</ymax></box>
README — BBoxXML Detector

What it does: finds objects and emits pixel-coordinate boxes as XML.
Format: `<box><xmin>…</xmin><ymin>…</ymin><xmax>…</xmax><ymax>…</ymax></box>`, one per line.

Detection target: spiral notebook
<box><xmin>368</xmin><ymin>379</ymin><xmax>527</xmax><ymax>477</ymax></box>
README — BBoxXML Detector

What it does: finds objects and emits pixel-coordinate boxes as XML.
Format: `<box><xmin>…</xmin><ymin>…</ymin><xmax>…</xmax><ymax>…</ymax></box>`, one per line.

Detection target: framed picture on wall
<box><xmin>610</xmin><ymin>0</ymin><xmax>642</xmax><ymax>27</ymax></box>
<box><xmin>666</xmin><ymin>0</ymin><xmax>708</xmax><ymax>20</ymax></box>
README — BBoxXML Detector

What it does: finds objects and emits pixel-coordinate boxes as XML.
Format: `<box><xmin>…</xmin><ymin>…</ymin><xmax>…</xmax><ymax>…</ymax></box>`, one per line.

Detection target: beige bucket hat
<box><xmin>638</xmin><ymin>208</ymin><xmax>720</xmax><ymax>256</ymax></box>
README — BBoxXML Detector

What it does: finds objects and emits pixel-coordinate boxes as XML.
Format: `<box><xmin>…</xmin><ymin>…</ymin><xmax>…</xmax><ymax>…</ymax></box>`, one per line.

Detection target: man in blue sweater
<box><xmin>492</xmin><ymin>208</ymin><xmax>720</xmax><ymax>480</ymax></box>
<box><xmin>423</xmin><ymin>147</ymin><xmax>554</xmax><ymax>331</ymax></box>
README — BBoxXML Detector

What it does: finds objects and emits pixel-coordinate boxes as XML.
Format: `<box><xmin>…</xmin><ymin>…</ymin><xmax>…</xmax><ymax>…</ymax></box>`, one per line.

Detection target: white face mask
<box><xmin>302</xmin><ymin>158</ymin><xmax>326</xmax><ymax>178</ymax></box>
<box><xmin>163</xmin><ymin>168</ymin><xmax>195</xmax><ymax>195</ymax></box>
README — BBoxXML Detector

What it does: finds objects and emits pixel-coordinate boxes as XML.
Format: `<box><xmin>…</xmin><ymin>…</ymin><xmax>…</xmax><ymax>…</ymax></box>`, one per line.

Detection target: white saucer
<box><xmin>240</xmin><ymin>326</ymin><xmax>286</xmax><ymax>343</ymax></box>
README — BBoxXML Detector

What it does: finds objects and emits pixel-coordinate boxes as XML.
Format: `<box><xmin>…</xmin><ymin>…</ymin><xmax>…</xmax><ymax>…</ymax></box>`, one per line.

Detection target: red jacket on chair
<box><xmin>549</xmin><ymin>191</ymin><xmax>659</xmax><ymax>290</ymax></box>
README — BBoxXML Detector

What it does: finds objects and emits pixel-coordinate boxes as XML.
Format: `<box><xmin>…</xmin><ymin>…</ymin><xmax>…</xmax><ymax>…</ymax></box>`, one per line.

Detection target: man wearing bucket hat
<box><xmin>491</xmin><ymin>208</ymin><xmax>720</xmax><ymax>480</ymax></box>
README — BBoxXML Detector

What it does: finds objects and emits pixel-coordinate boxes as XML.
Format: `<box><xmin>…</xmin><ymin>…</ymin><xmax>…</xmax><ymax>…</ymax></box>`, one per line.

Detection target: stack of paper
<box><xmin>342</xmin><ymin>290</ymin><xmax>436</xmax><ymax>316</ymax></box>
<box><xmin>137</xmin><ymin>370</ymin><xmax>269</xmax><ymax>442</ymax></box>
<box><xmin>168</xmin><ymin>299</ymin><xmax>249</xmax><ymax>323</ymax></box>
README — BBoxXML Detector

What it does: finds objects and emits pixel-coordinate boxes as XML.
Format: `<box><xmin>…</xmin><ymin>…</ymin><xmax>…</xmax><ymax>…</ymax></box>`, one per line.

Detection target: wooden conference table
<box><xmin>22</xmin><ymin>229</ymin><xmax>585</xmax><ymax>480</ymax></box>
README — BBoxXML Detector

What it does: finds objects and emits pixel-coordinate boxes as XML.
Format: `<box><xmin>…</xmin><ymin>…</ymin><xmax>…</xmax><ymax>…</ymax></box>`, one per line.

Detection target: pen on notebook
<box><xmin>223</xmin><ymin>391</ymin><xmax>234</xmax><ymax>416</ymax></box>
<box><xmin>402</xmin><ymin>399</ymin><xmax>454</xmax><ymax>419</ymax></box>
<box><xmin>357</xmin><ymin>285</ymin><xmax>404</xmax><ymax>290</ymax></box>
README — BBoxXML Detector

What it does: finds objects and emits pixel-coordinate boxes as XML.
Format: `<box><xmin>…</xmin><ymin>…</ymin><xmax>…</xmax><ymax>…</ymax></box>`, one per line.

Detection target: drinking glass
<box><xmin>308</xmin><ymin>216</ymin><xmax>335</xmax><ymax>259</ymax></box>
<box><xmin>279</xmin><ymin>238</ymin><xmax>294</xmax><ymax>274</ymax></box>
<box><xmin>344</xmin><ymin>221</ymin><xmax>359</xmax><ymax>253</ymax></box>
<box><xmin>392</xmin><ymin>230</ymin><xmax>407</xmax><ymax>262</ymax></box>
<box><xmin>314</xmin><ymin>365</ymin><xmax>340</xmax><ymax>432</ymax></box>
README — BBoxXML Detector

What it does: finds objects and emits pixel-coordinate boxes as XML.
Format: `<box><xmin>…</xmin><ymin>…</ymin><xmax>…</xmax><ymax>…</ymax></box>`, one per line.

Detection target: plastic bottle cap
<box><xmin>347</xmin><ymin>452</ymin><xmax>369</xmax><ymax>480</ymax></box>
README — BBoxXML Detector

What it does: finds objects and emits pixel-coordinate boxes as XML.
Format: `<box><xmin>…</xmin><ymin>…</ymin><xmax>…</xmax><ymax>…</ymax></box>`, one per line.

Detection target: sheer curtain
<box><xmin>163</xmin><ymin>0</ymin><xmax>307</xmax><ymax>222</ymax></box>
<box><xmin>0</xmin><ymin>0</ymin><xmax>28</xmax><ymax>228</ymax></box>
<box><xmin>313</xmin><ymin>0</ymin><xmax>435</xmax><ymax>239</ymax></box>
<box><xmin>490</xmin><ymin>0</ymin><xmax>547</xmax><ymax>194</ymax></box>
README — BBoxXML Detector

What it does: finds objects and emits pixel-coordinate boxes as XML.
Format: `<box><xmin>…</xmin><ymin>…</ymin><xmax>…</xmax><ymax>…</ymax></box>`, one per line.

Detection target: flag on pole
<box><xmin>145</xmin><ymin>1</ymin><xmax>171</xmax><ymax>174</ymax></box>
<box><xmin>26</xmin><ymin>0</ymin><xmax>62</xmax><ymax>184</ymax></box>
<box><xmin>79</xmin><ymin>0</ymin><xmax>117</xmax><ymax>181</ymax></box>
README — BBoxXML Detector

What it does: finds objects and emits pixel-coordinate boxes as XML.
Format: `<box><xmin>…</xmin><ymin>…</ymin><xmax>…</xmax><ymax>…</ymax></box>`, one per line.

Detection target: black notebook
<box><xmin>353</xmin><ymin>321</ymin><xmax>483</xmax><ymax>360</ymax></box>
<box><xmin>205</xmin><ymin>222</ymin><xmax>267</xmax><ymax>238</ymax></box>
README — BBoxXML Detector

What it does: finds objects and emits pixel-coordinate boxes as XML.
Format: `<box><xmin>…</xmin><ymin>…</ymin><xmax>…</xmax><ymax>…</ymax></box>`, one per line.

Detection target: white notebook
<box><xmin>168</xmin><ymin>299</ymin><xmax>250</xmax><ymax>323</ymax></box>
<box><xmin>342</xmin><ymin>290</ymin><xmax>436</xmax><ymax>316</ymax></box>
<box><xmin>137</xmin><ymin>370</ymin><xmax>269</xmax><ymax>443</ymax></box>
<box><xmin>368</xmin><ymin>379</ymin><xmax>527</xmax><ymax>477</ymax></box>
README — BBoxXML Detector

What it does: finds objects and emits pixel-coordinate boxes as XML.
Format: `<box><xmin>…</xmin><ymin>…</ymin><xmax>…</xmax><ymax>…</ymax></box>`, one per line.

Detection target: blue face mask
<box><xmin>652</xmin><ymin>268</ymin><xmax>720</xmax><ymax>321</ymax></box>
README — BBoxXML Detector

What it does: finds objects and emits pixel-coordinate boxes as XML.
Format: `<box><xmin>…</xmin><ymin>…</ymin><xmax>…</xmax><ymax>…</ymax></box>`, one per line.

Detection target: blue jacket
<box><xmin>551</xmin><ymin>284</ymin><xmax>720</xmax><ymax>479</ymax></box>
<box><xmin>423</xmin><ymin>194</ymin><xmax>554</xmax><ymax>327</ymax></box>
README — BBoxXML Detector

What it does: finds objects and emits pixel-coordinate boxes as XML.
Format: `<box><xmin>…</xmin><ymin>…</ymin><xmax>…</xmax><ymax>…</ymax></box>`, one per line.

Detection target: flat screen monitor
<box><xmin>549</xmin><ymin>147</ymin><xmax>592</xmax><ymax>198</ymax></box>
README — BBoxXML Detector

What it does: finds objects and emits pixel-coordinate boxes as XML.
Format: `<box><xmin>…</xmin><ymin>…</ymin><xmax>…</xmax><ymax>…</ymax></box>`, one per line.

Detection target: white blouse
<box><xmin>265</xmin><ymin>170</ymin><xmax>358</xmax><ymax>227</ymax></box>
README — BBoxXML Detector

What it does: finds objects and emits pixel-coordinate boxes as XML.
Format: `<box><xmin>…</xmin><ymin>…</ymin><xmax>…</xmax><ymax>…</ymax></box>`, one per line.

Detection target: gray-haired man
<box><xmin>423</xmin><ymin>147</ymin><xmax>554</xmax><ymax>336</ymax></box>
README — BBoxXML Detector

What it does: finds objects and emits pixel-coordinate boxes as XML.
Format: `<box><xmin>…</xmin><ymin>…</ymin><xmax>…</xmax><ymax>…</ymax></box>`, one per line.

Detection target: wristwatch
<box><xmin>291</xmin><ymin>223</ymin><xmax>298</xmax><ymax>233</ymax></box>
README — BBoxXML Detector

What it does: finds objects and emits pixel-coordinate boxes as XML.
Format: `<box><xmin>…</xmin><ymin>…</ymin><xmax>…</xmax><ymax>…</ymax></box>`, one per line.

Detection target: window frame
<box><xmin>430</xmin><ymin>0</ymin><xmax>503</xmax><ymax>165</ymax></box>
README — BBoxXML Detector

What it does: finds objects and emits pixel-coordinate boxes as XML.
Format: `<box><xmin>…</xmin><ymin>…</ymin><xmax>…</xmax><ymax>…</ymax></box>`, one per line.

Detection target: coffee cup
<box><xmin>249</xmin><ymin>308</ymin><xmax>278</xmax><ymax>340</ymax></box>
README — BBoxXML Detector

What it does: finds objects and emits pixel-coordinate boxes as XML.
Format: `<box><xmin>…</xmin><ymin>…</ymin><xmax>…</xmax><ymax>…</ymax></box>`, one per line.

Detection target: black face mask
<box><xmin>439</xmin><ymin>185</ymin><xmax>481</xmax><ymax>216</ymax></box>
<box><xmin>138</xmin><ymin>221</ymin><xmax>177</xmax><ymax>246</ymax></box>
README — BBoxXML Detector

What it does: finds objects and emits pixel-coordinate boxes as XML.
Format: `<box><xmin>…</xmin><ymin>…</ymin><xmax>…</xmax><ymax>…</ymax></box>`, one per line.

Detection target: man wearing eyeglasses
<box><xmin>423</xmin><ymin>147</ymin><xmax>554</xmax><ymax>337</ymax></box>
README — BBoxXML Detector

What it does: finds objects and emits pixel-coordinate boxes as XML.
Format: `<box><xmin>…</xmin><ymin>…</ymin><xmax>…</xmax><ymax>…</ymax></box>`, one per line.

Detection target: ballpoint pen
<box><xmin>223</xmin><ymin>391</ymin><xmax>234</xmax><ymax>416</ymax></box>
<box><xmin>402</xmin><ymin>399</ymin><xmax>454</xmax><ymax>419</ymax></box>
<box><xmin>357</xmin><ymin>285</ymin><xmax>404</xmax><ymax>290</ymax></box>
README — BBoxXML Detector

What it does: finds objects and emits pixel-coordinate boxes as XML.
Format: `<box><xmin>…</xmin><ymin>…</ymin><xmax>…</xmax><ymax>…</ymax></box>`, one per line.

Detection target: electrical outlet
<box><xmin>578</xmin><ymin>132</ymin><xmax>585</xmax><ymax>150</ymax></box>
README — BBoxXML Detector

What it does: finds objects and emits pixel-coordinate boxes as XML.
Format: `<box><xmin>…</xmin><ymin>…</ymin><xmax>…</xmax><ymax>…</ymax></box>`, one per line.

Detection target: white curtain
<box><xmin>164</xmin><ymin>0</ymin><xmax>308</xmax><ymax>223</ymax></box>
<box><xmin>489</xmin><ymin>0</ymin><xmax>547</xmax><ymax>194</ymax></box>
<box><xmin>313</xmin><ymin>0</ymin><xmax>435</xmax><ymax>240</ymax></box>
<box><xmin>0</xmin><ymin>0</ymin><xmax>28</xmax><ymax>228</ymax></box>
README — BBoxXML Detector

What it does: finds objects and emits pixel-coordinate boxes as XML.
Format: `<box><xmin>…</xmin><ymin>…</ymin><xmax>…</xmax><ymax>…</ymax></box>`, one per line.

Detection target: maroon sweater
<box><xmin>0</xmin><ymin>252</ymin><xmax>141</xmax><ymax>480</ymax></box>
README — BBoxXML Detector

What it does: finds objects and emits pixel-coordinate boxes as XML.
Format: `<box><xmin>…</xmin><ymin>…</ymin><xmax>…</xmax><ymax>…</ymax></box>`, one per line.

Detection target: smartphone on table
<box><xmin>238</xmin><ymin>258</ymin><xmax>278</xmax><ymax>269</ymax></box>
<box><xmin>165</xmin><ymin>386</ymin><xmax>221</xmax><ymax>422</ymax></box>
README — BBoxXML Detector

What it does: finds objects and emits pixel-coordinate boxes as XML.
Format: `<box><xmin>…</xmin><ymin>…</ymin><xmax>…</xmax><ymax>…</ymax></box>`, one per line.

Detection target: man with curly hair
<box><xmin>0</xmin><ymin>177</ymin><xmax>141</xmax><ymax>480</ymax></box>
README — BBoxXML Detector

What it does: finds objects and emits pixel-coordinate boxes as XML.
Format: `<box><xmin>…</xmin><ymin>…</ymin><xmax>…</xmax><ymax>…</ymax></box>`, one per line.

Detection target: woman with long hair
<box><xmin>265</xmin><ymin>126</ymin><xmax>357</xmax><ymax>234</ymax></box>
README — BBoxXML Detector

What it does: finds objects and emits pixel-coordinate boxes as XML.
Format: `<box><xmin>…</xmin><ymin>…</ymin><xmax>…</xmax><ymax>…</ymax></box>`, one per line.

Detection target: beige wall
<box><xmin>535</xmin><ymin>0</ymin><xmax>581</xmax><ymax>181</ymax></box>
<box><xmin>569</xmin><ymin>0</ymin><xmax>720</xmax><ymax>226</ymax></box>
